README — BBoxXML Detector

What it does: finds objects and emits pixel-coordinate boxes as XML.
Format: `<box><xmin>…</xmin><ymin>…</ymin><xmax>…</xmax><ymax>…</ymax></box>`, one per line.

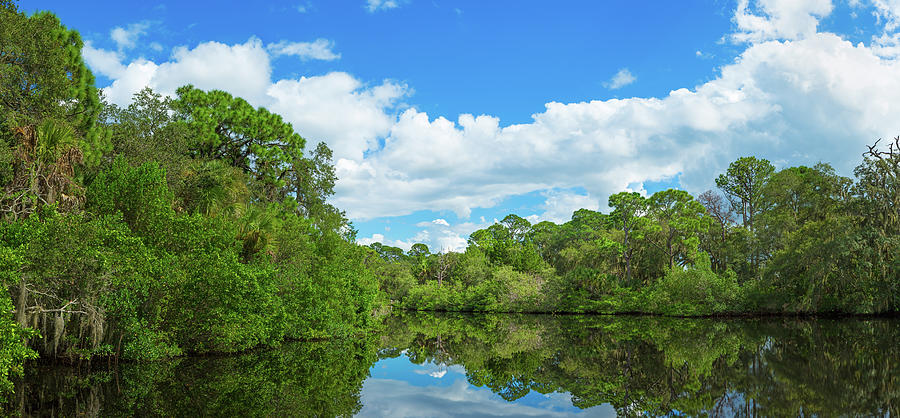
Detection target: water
<box><xmin>9</xmin><ymin>313</ymin><xmax>899</xmax><ymax>417</ymax></box>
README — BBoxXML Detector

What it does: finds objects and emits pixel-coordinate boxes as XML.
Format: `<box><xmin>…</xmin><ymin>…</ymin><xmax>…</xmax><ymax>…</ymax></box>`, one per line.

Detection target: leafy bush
<box><xmin>0</xmin><ymin>293</ymin><xmax>37</xmax><ymax>401</ymax></box>
<box><xmin>644</xmin><ymin>253</ymin><xmax>741</xmax><ymax>316</ymax></box>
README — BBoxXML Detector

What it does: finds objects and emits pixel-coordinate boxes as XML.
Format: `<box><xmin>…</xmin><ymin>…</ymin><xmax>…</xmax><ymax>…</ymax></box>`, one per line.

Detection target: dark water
<box><xmin>8</xmin><ymin>313</ymin><xmax>899</xmax><ymax>417</ymax></box>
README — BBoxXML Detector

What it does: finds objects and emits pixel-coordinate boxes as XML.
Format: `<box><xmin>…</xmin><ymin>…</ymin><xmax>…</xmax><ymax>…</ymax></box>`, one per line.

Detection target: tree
<box><xmin>609</xmin><ymin>192</ymin><xmax>647</xmax><ymax>286</ymax></box>
<box><xmin>697</xmin><ymin>190</ymin><xmax>733</xmax><ymax>272</ymax></box>
<box><xmin>855</xmin><ymin>137</ymin><xmax>900</xmax><ymax>236</ymax></box>
<box><xmin>173</xmin><ymin>85</ymin><xmax>305</xmax><ymax>202</ymax></box>
<box><xmin>715</xmin><ymin>156</ymin><xmax>774</xmax><ymax>231</ymax></box>
<box><xmin>501</xmin><ymin>214</ymin><xmax>532</xmax><ymax>243</ymax></box>
<box><xmin>852</xmin><ymin>137</ymin><xmax>900</xmax><ymax>312</ymax></box>
<box><xmin>0</xmin><ymin>2</ymin><xmax>108</xmax><ymax>165</ymax></box>
<box><xmin>0</xmin><ymin>120</ymin><xmax>84</xmax><ymax>219</ymax></box>
<box><xmin>369</xmin><ymin>242</ymin><xmax>406</xmax><ymax>263</ymax></box>
<box><xmin>647</xmin><ymin>189</ymin><xmax>708</xmax><ymax>270</ymax></box>
<box><xmin>103</xmin><ymin>88</ymin><xmax>193</xmax><ymax>187</ymax></box>
<box><xmin>288</xmin><ymin>141</ymin><xmax>345</xmax><ymax>230</ymax></box>
<box><xmin>758</xmin><ymin>164</ymin><xmax>851</xmax><ymax>257</ymax></box>
<box><xmin>408</xmin><ymin>243</ymin><xmax>430</xmax><ymax>258</ymax></box>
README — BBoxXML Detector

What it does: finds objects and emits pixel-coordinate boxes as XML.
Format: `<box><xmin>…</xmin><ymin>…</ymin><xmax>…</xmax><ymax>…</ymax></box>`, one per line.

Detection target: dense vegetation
<box><xmin>1</xmin><ymin>0</ymin><xmax>898</xmax><ymax>408</ymax></box>
<box><xmin>372</xmin><ymin>151</ymin><xmax>899</xmax><ymax>316</ymax></box>
<box><xmin>0</xmin><ymin>1</ymin><xmax>377</xmax><ymax>400</ymax></box>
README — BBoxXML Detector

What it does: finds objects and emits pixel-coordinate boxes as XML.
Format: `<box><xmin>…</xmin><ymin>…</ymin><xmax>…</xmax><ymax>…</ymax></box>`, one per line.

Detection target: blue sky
<box><xmin>28</xmin><ymin>0</ymin><xmax>900</xmax><ymax>251</ymax></box>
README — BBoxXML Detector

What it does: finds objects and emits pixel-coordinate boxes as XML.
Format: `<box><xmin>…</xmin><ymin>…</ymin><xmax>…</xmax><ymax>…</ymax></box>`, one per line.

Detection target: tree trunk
<box><xmin>16</xmin><ymin>279</ymin><xmax>26</xmax><ymax>327</ymax></box>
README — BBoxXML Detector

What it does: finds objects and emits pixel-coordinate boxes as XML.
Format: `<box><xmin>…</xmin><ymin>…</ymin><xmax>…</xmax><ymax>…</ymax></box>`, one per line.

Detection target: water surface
<box><xmin>10</xmin><ymin>313</ymin><xmax>899</xmax><ymax>416</ymax></box>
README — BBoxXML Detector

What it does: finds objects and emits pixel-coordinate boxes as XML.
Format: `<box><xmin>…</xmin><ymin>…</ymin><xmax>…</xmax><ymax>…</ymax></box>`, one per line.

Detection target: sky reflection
<box><xmin>358</xmin><ymin>356</ymin><xmax>615</xmax><ymax>418</ymax></box>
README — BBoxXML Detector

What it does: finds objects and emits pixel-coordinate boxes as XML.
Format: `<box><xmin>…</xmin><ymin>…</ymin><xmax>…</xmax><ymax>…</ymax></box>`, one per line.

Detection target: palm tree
<box><xmin>1</xmin><ymin>119</ymin><xmax>84</xmax><ymax>219</ymax></box>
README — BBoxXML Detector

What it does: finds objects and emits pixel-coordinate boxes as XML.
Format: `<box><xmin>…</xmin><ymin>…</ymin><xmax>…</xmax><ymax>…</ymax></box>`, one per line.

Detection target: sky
<box><xmin>25</xmin><ymin>0</ymin><xmax>900</xmax><ymax>252</ymax></box>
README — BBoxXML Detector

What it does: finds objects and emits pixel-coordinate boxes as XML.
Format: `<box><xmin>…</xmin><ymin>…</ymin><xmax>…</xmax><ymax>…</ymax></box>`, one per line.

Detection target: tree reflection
<box><xmin>14</xmin><ymin>337</ymin><xmax>376</xmax><ymax>417</ymax></box>
<box><xmin>380</xmin><ymin>314</ymin><xmax>899</xmax><ymax>417</ymax></box>
<box><xmin>10</xmin><ymin>315</ymin><xmax>898</xmax><ymax>416</ymax></box>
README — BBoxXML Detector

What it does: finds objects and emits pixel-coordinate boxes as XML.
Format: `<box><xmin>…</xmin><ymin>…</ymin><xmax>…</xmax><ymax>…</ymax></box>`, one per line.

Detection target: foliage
<box><xmin>0</xmin><ymin>291</ymin><xmax>36</xmax><ymax>401</ymax></box>
<box><xmin>0</xmin><ymin>6</ymin><xmax>381</xmax><ymax>404</ymax></box>
<box><xmin>0</xmin><ymin>2</ymin><xmax>108</xmax><ymax>165</ymax></box>
<box><xmin>645</xmin><ymin>253</ymin><xmax>741</xmax><ymax>316</ymax></box>
<box><xmin>384</xmin><ymin>151</ymin><xmax>897</xmax><ymax>317</ymax></box>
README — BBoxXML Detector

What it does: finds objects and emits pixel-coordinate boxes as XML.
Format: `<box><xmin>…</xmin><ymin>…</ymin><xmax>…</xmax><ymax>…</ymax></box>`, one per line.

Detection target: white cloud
<box><xmin>83</xmin><ymin>41</ymin><xmax>126</xmax><ymax>78</ymax></box>
<box><xmin>366</xmin><ymin>0</ymin><xmax>404</xmax><ymax>12</ymax></box>
<box><xmin>526</xmin><ymin>190</ymin><xmax>601</xmax><ymax>225</ymax></box>
<box><xmin>604</xmin><ymin>68</ymin><xmax>636</xmax><ymax>90</ymax></box>
<box><xmin>850</xmin><ymin>0</ymin><xmax>900</xmax><ymax>57</ymax></box>
<box><xmin>366</xmin><ymin>218</ymin><xmax>483</xmax><ymax>252</ymax></box>
<box><xmin>334</xmin><ymin>32</ymin><xmax>900</xmax><ymax>220</ymax></box>
<box><xmin>267</xmin><ymin>72</ymin><xmax>407</xmax><ymax>161</ymax></box>
<box><xmin>732</xmin><ymin>0</ymin><xmax>833</xmax><ymax>42</ymax></box>
<box><xmin>357</xmin><ymin>233</ymin><xmax>385</xmax><ymax>246</ymax></box>
<box><xmin>869</xmin><ymin>0</ymin><xmax>900</xmax><ymax>31</ymax></box>
<box><xmin>411</xmin><ymin>362</ymin><xmax>462</xmax><ymax>378</ymax></box>
<box><xmin>268</xmin><ymin>38</ymin><xmax>341</xmax><ymax>61</ymax></box>
<box><xmin>90</xmin><ymin>38</ymin><xmax>273</xmax><ymax>106</ymax></box>
<box><xmin>296</xmin><ymin>2</ymin><xmax>313</xmax><ymax>13</ymax></box>
<box><xmin>110</xmin><ymin>22</ymin><xmax>150</xmax><ymax>50</ymax></box>
<box><xmin>84</xmin><ymin>5</ymin><xmax>900</xmax><ymax>238</ymax></box>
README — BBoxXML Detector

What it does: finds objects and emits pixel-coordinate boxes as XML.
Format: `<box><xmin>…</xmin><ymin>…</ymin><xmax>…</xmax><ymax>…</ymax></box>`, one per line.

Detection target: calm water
<box><xmin>8</xmin><ymin>313</ymin><xmax>899</xmax><ymax>417</ymax></box>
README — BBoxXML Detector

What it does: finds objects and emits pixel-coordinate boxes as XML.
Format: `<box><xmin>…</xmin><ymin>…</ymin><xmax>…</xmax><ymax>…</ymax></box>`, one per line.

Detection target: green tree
<box><xmin>715</xmin><ymin>156</ymin><xmax>775</xmax><ymax>231</ymax></box>
<box><xmin>289</xmin><ymin>141</ymin><xmax>344</xmax><ymax>230</ymax></box>
<box><xmin>1</xmin><ymin>120</ymin><xmax>84</xmax><ymax>219</ymax></box>
<box><xmin>173</xmin><ymin>85</ymin><xmax>305</xmax><ymax>202</ymax></box>
<box><xmin>647</xmin><ymin>189</ymin><xmax>709</xmax><ymax>270</ymax></box>
<box><xmin>609</xmin><ymin>192</ymin><xmax>647</xmax><ymax>286</ymax></box>
<box><xmin>697</xmin><ymin>190</ymin><xmax>734</xmax><ymax>273</ymax></box>
<box><xmin>0</xmin><ymin>2</ymin><xmax>107</xmax><ymax>165</ymax></box>
<box><xmin>102</xmin><ymin>88</ymin><xmax>193</xmax><ymax>190</ymax></box>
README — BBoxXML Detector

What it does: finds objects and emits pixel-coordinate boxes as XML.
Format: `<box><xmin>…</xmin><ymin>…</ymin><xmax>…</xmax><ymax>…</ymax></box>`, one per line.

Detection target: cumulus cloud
<box><xmin>731</xmin><ymin>0</ymin><xmax>833</xmax><ymax>42</ymax></box>
<box><xmin>851</xmin><ymin>0</ymin><xmax>900</xmax><ymax>57</ymax></box>
<box><xmin>84</xmin><ymin>1</ymin><xmax>900</xmax><ymax>247</ymax></box>
<box><xmin>604</xmin><ymin>68</ymin><xmax>636</xmax><ymax>89</ymax></box>
<box><xmin>360</xmin><ymin>218</ymin><xmax>481</xmax><ymax>252</ymax></box>
<box><xmin>87</xmin><ymin>38</ymin><xmax>272</xmax><ymax>106</ymax></box>
<box><xmin>110</xmin><ymin>22</ymin><xmax>150</xmax><ymax>50</ymax></box>
<box><xmin>335</xmin><ymin>31</ymin><xmax>900</xmax><ymax>220</ymax></box>
<box><xmin>267</xmin><ymin>73</ymin><xmax>407</xmax><ymax>161</ymax></box>
<box><xmin>869</xmin><ymin>0</ymin><xmax>900</xmax><ymax>31</ymax></box>
<box><xmin>268</xmin><ymin>38</ymin><xmax>341</xmax><ymax>61</ymax></box>
<box><xmin>526</xmin><ymin>190</ymin><xmax>601</xmax><ymax>225</ymax></box>
<box><xmin>82</xmin><ymin>41</ymin><xmax>126</xmax><ymax>78</ymax></box>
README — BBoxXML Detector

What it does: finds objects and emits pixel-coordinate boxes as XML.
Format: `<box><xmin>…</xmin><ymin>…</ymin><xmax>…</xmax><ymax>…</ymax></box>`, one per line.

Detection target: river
<box><xmin>11</xmin><ymin>313</ymin><xmax>899</xmax><ymax>416</ymax></box>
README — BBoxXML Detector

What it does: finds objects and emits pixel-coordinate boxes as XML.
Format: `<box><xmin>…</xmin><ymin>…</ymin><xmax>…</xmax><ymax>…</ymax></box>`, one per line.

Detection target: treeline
<box><xmin>371</xmin><ymin>150</ymin><xmax>899</xmax><ymax>315</ymax></box>
<box><xmin>0</xmin><ymin>1</ymin><xmax>377</xmax><ymax>399</ymax></box>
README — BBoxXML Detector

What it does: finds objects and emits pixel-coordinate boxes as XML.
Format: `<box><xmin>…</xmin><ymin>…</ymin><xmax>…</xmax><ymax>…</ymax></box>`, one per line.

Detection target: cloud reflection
<box><xmin>357</xmin><ymin>378</ymin><xmax>616</xmax><ymax>417</ymax></box>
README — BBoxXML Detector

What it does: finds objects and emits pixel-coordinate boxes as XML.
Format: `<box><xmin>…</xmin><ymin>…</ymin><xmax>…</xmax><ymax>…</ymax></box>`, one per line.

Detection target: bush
<box><xmin>0</xmin><ymin>293</ymin><xmax>37</xmax><ymax>401</ymax></box>
<box><xmin>644</xmin><ymin>253</ymin><xmax>741</xmax><ymax>316</ymax></box>
<box><xmin>87</xmin><ymin>156</ymin><xmax>174</xmax><ymax>238</ymax></box>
